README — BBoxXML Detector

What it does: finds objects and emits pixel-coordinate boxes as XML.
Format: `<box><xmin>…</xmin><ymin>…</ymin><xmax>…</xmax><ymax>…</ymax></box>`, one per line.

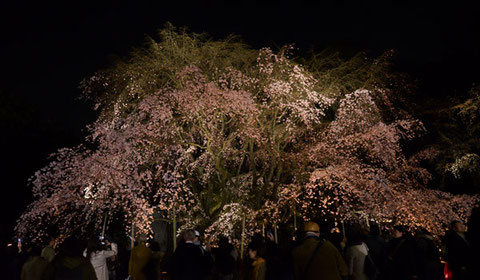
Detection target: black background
<box><xmin>1</xmin><ymin>0</ymin><xmax>480</xmax><ymax>242</ymax></box>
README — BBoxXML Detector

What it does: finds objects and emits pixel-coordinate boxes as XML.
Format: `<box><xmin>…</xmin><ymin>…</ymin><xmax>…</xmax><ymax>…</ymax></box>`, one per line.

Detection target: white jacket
<box><xmin>83</xmin><ymin>243</ymin><xmax>118</xmax><ymax>280</ymax></box>
<box><xmin>346</xmin><ymin>242</ymin><xmax>369</xmax><ymax>280</ymax></box>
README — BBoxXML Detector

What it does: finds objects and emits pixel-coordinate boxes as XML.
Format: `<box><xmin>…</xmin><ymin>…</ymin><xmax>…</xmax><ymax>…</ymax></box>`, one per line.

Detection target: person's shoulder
<box><xmin>304</xmin><ymin>236</ymin><xmax>320</xmax><ymax>244</ymax></box>
<box><xmin>366</xmin><ymin>235</ymin><xmax>382</xmax><ymax>242</ymax></box>
<box><xmin>81</xmin><ymin>258</ymin><xmax>97</xmax><ymax>277</ymax></box>
<box><xmin>291</xmin><ymin>244</ymin><xmax>301</xmax><ymax>255</ymax></box>
<box><xmin>136</xmin><ymin>245</ymin><xmax>152</xmax><ymax>256</ymax></box>
<box><xmin>346</xmin><ymin>242</ymin><xmax>364</xmax><ymax>248</ymax></box>
<box><xmin>189</xmin><ymin>243</ymin><xmax>203</xmax><ymax>254</ymax></box>
<box><xmin>322</xmin><ymin>240</ymin><xmax>343</xmax><ymax>254</ymax></box>
<box><xmin>292</xmin><ymin>237</ymin><xmax>319</xmax><ymax>253</ymax></box>
<box><xmin>184</xmin><ymin>243</ymin><xmax>197</xmax><ymax>249</ymax></box>
<box><xmin>177</xmin><ymin>244</ymin><xmax>199</xmax><ymax>257</ymax></box>
<box><xmin>36</xmin><ymin>256</ymin><xmax>49</xmax><ymax>264</ymax></box>
<box><xmin>322</xmin><ymin>239</ymin><xmax>336</xmax><ymax>249</ymax></box>
<box><xmin>404</xmin><ymin>236</ymin><xmax>417</xmax><ymax>246</ymax></box>
<box><xmin>41</xmin><ymin>246</ymin><xmax>52</xmax><ymax>253</ymax></box>
<box><xmin>445</xmin><ymin>231</ymin><xmax>457</xmax><ymax>240</ymax></box>
<box><xmin>22</xmin><ymin>257</ymin><xmax>35</xmax><ymax>268</ymax></box>
<box><xmin>174</xmin><ymin>244</ymin><xmax>189</xmax><ymax>253</ymax></box>
<box><xmin>78</xmin><ymin>256</ymin><xmax>92</xmax><ymax>265</ymax></box>
<box><xmin>132</xmin><ymin>244</ymin><xmax>146</xmax><ymax>252</ymax></box>
<box><xmin>292</xmin><ymin>238</ymin><xmax>310</xmax><ymax>252</ymax></box>
<box><xmin>387</xmin><ymin>237</ymin><xmax>400</xmax><ymax>245</ymax></box>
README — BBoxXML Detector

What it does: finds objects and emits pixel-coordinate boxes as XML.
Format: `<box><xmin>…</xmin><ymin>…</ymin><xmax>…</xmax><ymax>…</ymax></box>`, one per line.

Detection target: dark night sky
<box><xmin>1</xmin><ymin>0</ymin><xmax>480</xmax><ymax>241</ymax></box>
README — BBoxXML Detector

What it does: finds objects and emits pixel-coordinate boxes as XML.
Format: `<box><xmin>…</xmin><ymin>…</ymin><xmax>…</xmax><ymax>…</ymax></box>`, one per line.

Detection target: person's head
<box><xmin>304</xmin><ymin>221</ymin><xmax>320</xmax><ymax>237</ymax></box>
<box><xmin>392</xmin><ymin>225</ymin><xmax>404</xmax><ymax>238</ymax></box>
<box><xmin>369</xmin><ymin>223</ymin><xmax>381</xmax><ymax>237</ymax></box>
<box><xmin>47</xmin><ymin>237</ymin><xmax>56</xmax><ymax>247</ymax></box>
<box><xmin>104</xmin><ymin>235</ymin><xmax>113</xmax><ymax>244</ymax></box>
<box><xmin>194</xmin><ymin>230</ymin><xmax>200</xmax><ymax>242</ymax></box>
<box><xmin>137</xmin><ymin>235</ymin><xmax>147</xmax><ymax>244</ymax></box>
<box><xmin>346</xmin><ymin>224</ymin><xmax>364</xmax><ymax>246</ymax></box>
<box><xmin>247</xmin><ymin>240</ymin><xmax>265</xmax><ymax>260</ymax></box>
<box><xmin>218</xmin><ymin>236</ymin><xmax>230</xmax><ymax>248</ymax></box>
<box><xmin>58</xmin><ymin>236</ymin><xmax>85</xmax><ymax>257</ymax></box>
<box><xmin>87</xmin><ymin>238</ymin><xmax>100</xmax><ymax>250</ymax></box>
<box><xmin>183</xmin><ymin>230</ymin><xmax>196</xmax><ymax>242</ymax></box>
<box><xmin>451</xmin><ymin>221</ymin><xmax>466</xmax><ymax>233</ymax></box>
<box><xmin>86</xmin><ymin>238</ymin><xmax>101</xmax><ymax>259</ymax></box>
<box><xmin>29</xmin><ymin>244</ymin><xmax>43</xmax><ymax>257</ymax></box>
<box><xmin>149</xmin><ymin>241</ymin><xmax>160</xmax><ymax>252</ymax></box>
<box><xmin>251</xmin><ymin>233</ymin><xmax>265</xmax><ymax>245</ymax></box>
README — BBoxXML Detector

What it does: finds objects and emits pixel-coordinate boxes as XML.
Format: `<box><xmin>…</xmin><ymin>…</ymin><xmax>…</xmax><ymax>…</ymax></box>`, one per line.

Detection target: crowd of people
<box><xmin>2</xmin><ymin>218</ymin><xmax>478</xmax><ymax>280</ymax></box>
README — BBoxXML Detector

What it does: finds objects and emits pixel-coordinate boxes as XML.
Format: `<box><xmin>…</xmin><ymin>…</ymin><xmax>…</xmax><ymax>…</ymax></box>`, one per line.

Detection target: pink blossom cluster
<box><xmin>16</xmin><ymin>45</ymin><xmax>479</xmax><ymax>245</ymax></box>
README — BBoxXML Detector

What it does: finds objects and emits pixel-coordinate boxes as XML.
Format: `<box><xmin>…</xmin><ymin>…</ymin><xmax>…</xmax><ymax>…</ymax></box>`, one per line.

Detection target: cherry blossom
<box><xmin>16</xmin><ymin>29</ymin><xmax>478</xmax><ymax>244</ymax></box>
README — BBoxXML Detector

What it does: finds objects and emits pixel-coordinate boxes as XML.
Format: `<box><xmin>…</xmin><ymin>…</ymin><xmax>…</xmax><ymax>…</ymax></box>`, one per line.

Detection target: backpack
<box><xmin>363</xmin><ymin>244</ymin><xmax>380</xmax><ymax>280</ymax></box>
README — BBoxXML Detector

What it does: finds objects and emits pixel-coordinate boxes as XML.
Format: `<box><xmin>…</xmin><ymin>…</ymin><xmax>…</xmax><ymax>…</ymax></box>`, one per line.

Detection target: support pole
<box><xmin>101</xmin><ymin>214</ymin><xmax>107</xmax><ymax>239</ymax></box>
<box><xmin>131</xmin><ymin>221</ymin><xmax>135</xmax><ymax>249</ymax></box>
<box><xmin>293</xmin><ymin>210</ymin><xmax>298</xmax><ymax>241</ymax></box>
<box><xmin>172</xmin><ymin>207</ymin><xmax>177</xmax><ymax>252</ymax></box>
<box><xmin>341</xmin><ymin>221</ymin><xmax>346</xmax><ymax>240</ymax></box>
<box><xmin>365</xmin><ymin>215</ymin><xmax>370</xmax><ymax>228</ymax></box>
<box><xmin>293</xmin><ymin>210</ymin><xmax>297</xmax><ymax>233</ymax></box>
<box><xmin>274</xmin><ymin>224</ymin><xmax>278</xmax><ymax>244</ymax></box>
<box><xmin>262</xmin><ymin>223</ymin><xmax>265</xmax><ymax>237</ymax></box>
<box><xmin>240</xmin><ymin>213</ymin><xmax>246</xmax><ymax>260</ymax></box>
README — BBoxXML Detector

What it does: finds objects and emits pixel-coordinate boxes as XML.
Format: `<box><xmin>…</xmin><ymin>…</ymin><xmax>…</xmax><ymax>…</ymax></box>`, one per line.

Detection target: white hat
<box><xmin>194</xmin><ymin>230</ymin><xmax>200</xmax><ymax>237</ymax></box>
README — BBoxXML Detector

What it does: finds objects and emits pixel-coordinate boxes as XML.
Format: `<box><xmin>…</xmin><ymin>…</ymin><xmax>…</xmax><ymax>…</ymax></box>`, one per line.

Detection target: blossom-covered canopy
<box><xmin>16</xmin><ymin>27</ymin><xmax>478</xmax><ymax>243</ymax></box>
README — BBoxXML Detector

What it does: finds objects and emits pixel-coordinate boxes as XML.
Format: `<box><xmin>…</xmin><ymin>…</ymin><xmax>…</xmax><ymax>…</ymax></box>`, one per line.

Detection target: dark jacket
<box><xmin>170</xmin><ymin>242</ymin><xmax>204</xmax><ymax>280</ymax></box>
<box><xmin>445</xmin><ymin>231</ymin><xmax>470</xmax><ymax>279</ymax></box>
<box><xmin>212</xmin><ymin>244</ymin><xmax>236</xmax><ymax>276</ymax></box>
<box><xmin>12</xmin><ymin>250</ymin><xmax>30</xmax><ymax>280</ymax></box>
<box><xmin>291</xmin><ymin>236</ymin><xmax>347</xmax><ymax>280</ymax></box>
<box><xmin>264</xmin><ymin>240</ymin><xmax>293</xmax><ymax>280</ymax></box>
<box><xmin>385</xmin><ymin>236</ymin><xmax>416</xmax><ymax>280</ymax></box>
<box><xmin>128</xmin><ymin>242</ymin><xmax>152</xmax><ymax>280</ymax></box>
<box><xmin>52</xmin><ymin>255</ymin><xmax>97</xmax><ymax>280</ymax></box>
<box><xmin>365</xmin><ymin>234</ymin><xmax>387</xmax><ymax>278</ymax></box>
<box><xmin>415</xmin><ymin>234</ymin><xmax>443</xmax><ymax>280</ymax></box>
<box><xmin>21</xmin><ymin>256</ymin><xmax>53</xmax><ymax>280</ymax></box>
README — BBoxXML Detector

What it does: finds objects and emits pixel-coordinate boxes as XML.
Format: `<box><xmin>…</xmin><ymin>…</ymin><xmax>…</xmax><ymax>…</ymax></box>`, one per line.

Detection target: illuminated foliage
<box><xmin>16</xmin><ymin>26</ymin><xmax>478</xmax><ymax>243</ymax></box>
<box><xmin>420</xmin><ymin>85</ymin><xmax>480</xmax><ymax>194</ymax></box>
